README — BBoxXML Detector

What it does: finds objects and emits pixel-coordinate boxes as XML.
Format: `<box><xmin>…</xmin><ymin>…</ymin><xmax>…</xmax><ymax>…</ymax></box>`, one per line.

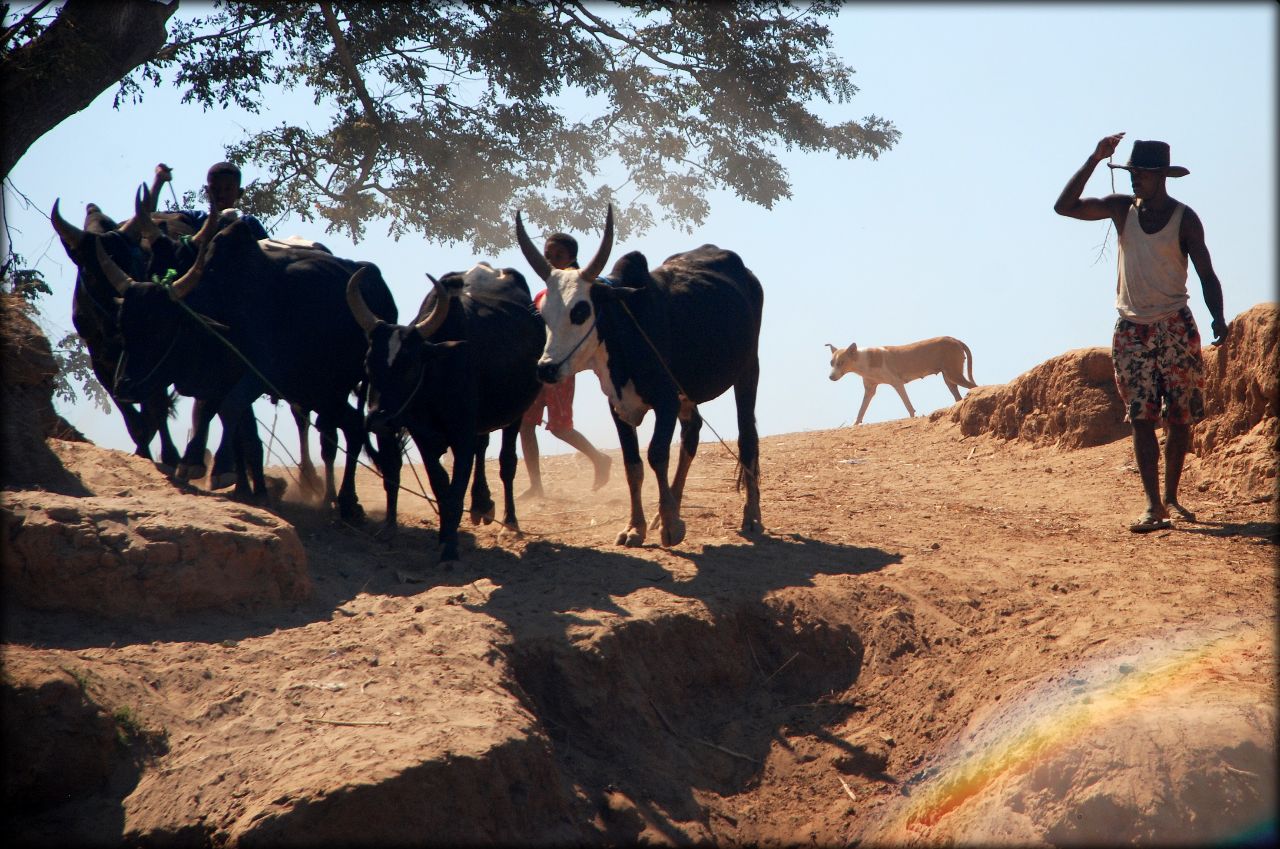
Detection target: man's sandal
<box><xmin>1164</xmin><ymin>501</ymin><xmax>1196</xmax><ymax>522</ymax></box>
<box><xmin>1129</xmin><ymin>512</ymin><xmax>1172</xmax><ymax>533</ymax></box>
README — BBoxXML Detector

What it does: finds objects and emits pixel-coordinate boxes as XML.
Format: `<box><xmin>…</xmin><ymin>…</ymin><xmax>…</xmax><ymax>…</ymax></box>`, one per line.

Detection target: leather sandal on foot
<box><xmin>1129</xmin><ymin>513</ymin><xmax>1172</xmax><ymax>533</ymax></box>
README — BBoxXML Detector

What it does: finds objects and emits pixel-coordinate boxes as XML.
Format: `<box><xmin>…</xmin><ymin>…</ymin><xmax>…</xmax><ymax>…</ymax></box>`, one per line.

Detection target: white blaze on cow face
<box><xmin>537</xmin><ymin>267</ymin><xmax>601</xmax><ymax>382</ymax></box>
<box><xmin>386</xmin><ymin>330</ymin><xmax>404</xmax><ymax>368</ymax></box>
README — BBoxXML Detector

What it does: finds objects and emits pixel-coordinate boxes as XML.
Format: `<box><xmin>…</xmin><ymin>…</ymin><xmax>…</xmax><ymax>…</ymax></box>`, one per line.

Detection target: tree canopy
<box><xmin>5</xmin><ymin>0</ymin><xmax>898</xmax><ymax>251</ymax></box>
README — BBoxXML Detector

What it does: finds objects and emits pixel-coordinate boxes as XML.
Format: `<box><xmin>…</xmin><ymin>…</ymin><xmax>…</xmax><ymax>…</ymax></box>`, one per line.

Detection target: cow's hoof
<box><xmin>210</xmin><ymin>471</ymin><xmax>239</xmax><ymax>491</ymax></box>
<box><xmin>660</xmin><ymin>518</ymin><xmax>686</xmax><ymax>547</ymax></box>
<box><xmin>741</xmin><ymin>513</ymin><xmax>764</xmax><ymax>536</ymax></box>
<box><xmin>155</xmin><ymin>462</ymin><xmax>176</xmax><ymax>477</ymax></box>
<box><xmin>339</xmin><ymin>502</ymin><xmax>366</xmax><ymax>525</ymax></box>
<box><xmin>470</xmin><ymin>501</ymin><xmax>496</xmax><ymax>525</ymax></box>
<box><xmin>183</xmin><ymin>463</ymin><xmax>207</xmax><ymax>481</ymax></box>
<box><xmin>616</xmin><ymin>527</ymin><xmax>645</xmax><ymax>547</ymax></box>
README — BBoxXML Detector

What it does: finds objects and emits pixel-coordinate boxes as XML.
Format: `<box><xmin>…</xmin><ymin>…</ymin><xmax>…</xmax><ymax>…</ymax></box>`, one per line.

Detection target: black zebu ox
<box><xmin>346</xmin><ymin>262</ymin><xmax>543</xmax><ymax>564</ymax></box>
<box><xmin>51</xmin><ymin>197</ymin><xmax>258</xmax><ymax>484</ymax></box>
<box><xmin>517</xmin><ymin>206</ymin><xmax>764</xmax><ymax>547</ymax></box>
<box><xmin>96</xmin><ymin>211</ymin><xmax>399</xmax><ymax>522</ymax></box>
<box><xmin>125</xmin><ymin>189</ymin><xmax>326</xmax><ymax>499</ymax></box>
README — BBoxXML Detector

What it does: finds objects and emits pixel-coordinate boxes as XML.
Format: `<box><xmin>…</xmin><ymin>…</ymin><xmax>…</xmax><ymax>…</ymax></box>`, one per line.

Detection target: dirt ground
<box><xmin>2</xmin><ymin>303</ymin><xmax>1277</xmax><ymax>846</ymax></box>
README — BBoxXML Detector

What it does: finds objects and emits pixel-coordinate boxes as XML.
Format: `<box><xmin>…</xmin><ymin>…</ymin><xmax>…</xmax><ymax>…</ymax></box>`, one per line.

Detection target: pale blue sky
<box><xmin>3</xmin><ymin>3</ymin><xmax>1275</xmax><ymax>468</ymax></box>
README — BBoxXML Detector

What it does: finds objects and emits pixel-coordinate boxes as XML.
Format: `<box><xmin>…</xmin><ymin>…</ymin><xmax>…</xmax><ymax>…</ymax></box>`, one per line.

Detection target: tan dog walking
<box><xmin>827</xmin><ymin>336</ymin><xmax>976</xmax><ymax>424</ymax></box>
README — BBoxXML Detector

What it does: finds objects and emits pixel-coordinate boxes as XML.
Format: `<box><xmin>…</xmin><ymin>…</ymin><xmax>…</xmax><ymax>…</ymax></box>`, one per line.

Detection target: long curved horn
<box><xmin>51</xmin><ymin>199</ymin><xmax>85</xmax><ymax>249</ymax></box>
<box><xmin>579</xmin><ymin>204</ymin><xmax>614</xmax><ymax>281</ymax></box>
<box><xmin>514</xmin><ymin>210</ymin><xmax>551</xmax><ymax>282</ymax></box>
<box><xmin>120</xmin><ymin>185</ymin><xmax>161</xmax><ymax>247</ymax></box>
<box><xmin>167</xmin><ymin>232</ymin><xmax>209</xmax><ymax>301</ymax></box>
<box><xmin>93</xmin><ymin>238</ymin><xmax>136</xmax><ymax>295</ymax></box>
<box><xmin>346</xmin><ymin>267</ymin><xmax>380</xmax><ymax>334</ymax></box>
<box><xmin>414</xmin><ymin>274</ymin><xmax>454</xmax><ymax>339</ymax></box>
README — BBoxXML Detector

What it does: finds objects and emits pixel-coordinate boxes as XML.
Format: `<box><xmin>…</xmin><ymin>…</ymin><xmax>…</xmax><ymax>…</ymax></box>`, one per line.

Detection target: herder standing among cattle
<box><xmin>147</xmin><ymin>161</ymin><xmax>269</xmax><ymax>241</ymax></box>
<box><xmin>1054</xmin><ymin>133</ymin><xmax>1228</xmax><ymax>533</ymax></box>
<box><xmin>518</xmin><ymin>230</ymin><xmax>612</xmax><ymax>499</ymax></box>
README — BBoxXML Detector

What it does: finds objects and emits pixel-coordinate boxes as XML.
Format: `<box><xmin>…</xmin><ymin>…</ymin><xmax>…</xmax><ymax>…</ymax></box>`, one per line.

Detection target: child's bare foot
<box><xmin>518</xmin><ymin>485</ymin><xmax>544</xmax><ymax>501</ymax></box>
<box><xmin>592</xmin><ymin>454</ymin><xmax>612</xmax><ymax>491</ymax></box>
<box><xmin>1164</xmin><ymin>500</ymin><xmax>1196</xmax><ymax>522</ymax></box>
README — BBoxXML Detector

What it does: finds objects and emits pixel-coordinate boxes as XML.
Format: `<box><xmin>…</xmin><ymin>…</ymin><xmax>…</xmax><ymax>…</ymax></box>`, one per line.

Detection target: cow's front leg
<box><xmin>468</xmin><ymin>432</ymin><xmax>495</xmax><ymax>525</ymax></box>
<box><xmin>440</xmin><ymin>444</ymin><xmax>475</xmax><ymax>564</ymax></box>
<box><xmin>373</xmin><ymin>425</ymin><xmax>402</xmax><ymax>542</ymax></box>
<box><xmin>612</xmin><ymin>410</ymin><xmax>647</xmax><ymax>547</ymax></box>
<box><xmin>177</xmin><ymin>397</ymin><xmax>220</xmax><ymax>481</ymax></box>
<box><xmin>650</xmin><ymin>400</ymin><xmax>700</xmax><ymax>532</ymax></box>
<box><xmin>647</xmin><ymin>408</ymin><xmax>684</xmax><ymax>547</ymax></box>
<box><xmin>333</xmin><ymin>406</ymin><xmax>367</xmax><ymax>524</ymax></box>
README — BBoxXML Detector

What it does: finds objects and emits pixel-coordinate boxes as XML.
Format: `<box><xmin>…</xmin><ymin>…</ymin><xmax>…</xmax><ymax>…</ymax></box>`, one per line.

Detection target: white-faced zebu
<box><xmin>346</xmin><ymin>262</ymin><xmax>543</xmax><ymax>565</ymax></box>
<box><xmin>97</xmin><ymin>210</ymin><xmax>400</xmax><ymax>523</ymax></box>
<box><xmin>516</xmin><ymin>206</ymin><xmax>764</xmax><ymax>547</ymax></box>
<box><xmin>51</xmin><ymin>196</ymin><xmax>267</xmax><ymax>495</ymax></box>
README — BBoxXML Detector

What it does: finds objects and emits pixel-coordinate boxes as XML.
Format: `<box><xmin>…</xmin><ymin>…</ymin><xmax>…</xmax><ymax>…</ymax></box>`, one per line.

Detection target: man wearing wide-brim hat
<box><xmin>1054</xmin><ymin>133</ymin><xmax>1228</xmax><ymax>534</ymax></box>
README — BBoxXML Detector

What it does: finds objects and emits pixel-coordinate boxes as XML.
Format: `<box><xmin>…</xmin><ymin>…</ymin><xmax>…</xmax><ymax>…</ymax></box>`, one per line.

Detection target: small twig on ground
<box><xmin>302</xmin><ymin>717</ymin><xmax>390</xmax><ymax>727</ymax></box>
<box><xmin>692</xmin><ymin>736</ymin><xmax>759</xmax><ymax>765</ymax></box>
<box><xmin>647</xmin><ymin>697</ymin><xmax>759</xmax><ymax>764</ymax></box>
<box><xmin>763</xmin><ymin>651</ymin><xmax>800</xmax><ymax>684</ymax></box>
<box><xmin>837</xmin><ymin>774</ymin><xmax>858</xmax><ymax>802</ymax></box>
<box><xmin>745</xmin><ymin>635</ymin><xmax>768</xmax><ymax>680</ymax></box>
<box><xmin>648</xmin><ymin>696</ymin><xmax>681</xmax><ymax>736</ymax></box>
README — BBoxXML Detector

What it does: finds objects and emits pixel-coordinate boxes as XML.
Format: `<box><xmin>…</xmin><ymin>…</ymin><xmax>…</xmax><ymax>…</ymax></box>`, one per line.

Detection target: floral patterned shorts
<box><xmin>1111</xmin><ymin>307</ymin><xmax>1206</xmax><ymax>425</ymax></box>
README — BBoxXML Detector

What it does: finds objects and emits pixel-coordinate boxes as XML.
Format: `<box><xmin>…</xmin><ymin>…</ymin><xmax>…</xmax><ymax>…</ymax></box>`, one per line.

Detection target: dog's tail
<box><xmin>958</xmin><ymin>339</ymin><xmax>977</xmax><ymax>388</ymax></box>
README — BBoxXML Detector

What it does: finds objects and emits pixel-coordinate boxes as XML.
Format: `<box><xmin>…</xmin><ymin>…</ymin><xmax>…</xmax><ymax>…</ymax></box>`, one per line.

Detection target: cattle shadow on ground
<box><xmin>440</xmin><ymin>533</ymin><xmax>899</xmax><ymax>840</ymax></box>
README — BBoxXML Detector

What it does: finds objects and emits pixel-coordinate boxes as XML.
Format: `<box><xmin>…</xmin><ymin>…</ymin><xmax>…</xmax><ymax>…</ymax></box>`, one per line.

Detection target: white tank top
<box><xmin>1115</xmin><ymin>202</ymin><xmax>1188</xmax><ymax>323</ymax></box>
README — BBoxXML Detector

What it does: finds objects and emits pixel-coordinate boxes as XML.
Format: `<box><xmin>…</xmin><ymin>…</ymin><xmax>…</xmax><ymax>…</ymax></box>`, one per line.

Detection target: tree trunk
<box><xmin>1</xmin><ymin>0</ymin><xmax>178</xmax><ymax>180</ymax></box>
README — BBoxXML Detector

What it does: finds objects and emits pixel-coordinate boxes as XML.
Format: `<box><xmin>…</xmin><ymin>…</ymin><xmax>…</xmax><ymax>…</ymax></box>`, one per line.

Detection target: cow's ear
<box><xmin>425</xmin><ymin>339</ymin><xmax>468</xmax><ymax>356</ymax></box>
<box><xmin>593</xmin><ymin>283</ymin><xmax>643</xmax><ymax>304</ymax></box>
<box><xmin>849</xmin><ymin>342</ymin><xmax>858</xmax><ymax>352</ymax></box>
<box><xmin>609</xmin><ymin>251</ymin><xmax>652</xmax><ymax>288</ymax></box>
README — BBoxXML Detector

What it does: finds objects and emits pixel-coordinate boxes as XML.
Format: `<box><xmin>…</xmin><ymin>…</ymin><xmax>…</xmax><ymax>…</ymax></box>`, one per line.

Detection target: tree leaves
<box><xmin>122</xmin><ymin>0</ymin><xmax>898</xmax><ymax>249</ymax></box>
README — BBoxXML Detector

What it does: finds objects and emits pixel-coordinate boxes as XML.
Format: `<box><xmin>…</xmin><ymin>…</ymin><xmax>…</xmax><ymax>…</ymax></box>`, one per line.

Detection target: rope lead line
<box><xmin>168</xmin><ymin>298</ymin><xmax>439</xmax><ymax>512</ymax></box>
<box><xmin>616</xmin><ymin>300</ymin><xmax>759</xmax><ymax>486</ymax></box>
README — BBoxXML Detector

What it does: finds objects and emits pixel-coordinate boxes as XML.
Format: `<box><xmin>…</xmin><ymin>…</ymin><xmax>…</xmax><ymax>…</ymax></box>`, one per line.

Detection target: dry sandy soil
<box><xmin>2</xmin><ymin>302</ymin><xmax>1277</xmax><ymax>847</ymax></box>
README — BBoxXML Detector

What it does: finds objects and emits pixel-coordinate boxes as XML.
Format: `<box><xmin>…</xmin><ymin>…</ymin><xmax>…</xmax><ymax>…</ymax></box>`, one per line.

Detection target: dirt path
<box><xmin>5</xmin><ymin>412</ymin><xmax>1275</xmax><ymax>846</ymax></box>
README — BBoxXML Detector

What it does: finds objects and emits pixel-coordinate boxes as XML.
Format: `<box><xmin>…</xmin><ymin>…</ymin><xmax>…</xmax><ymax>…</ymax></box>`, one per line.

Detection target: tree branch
<box><xmin>0</xmin><ymin>0</ymin><xmax>178</xmax><ymax>179</ymax></box>
<box><xmin>0</xmin><ymin>0</ymin><xmax>56</xmax><ymax>51</ymax></box>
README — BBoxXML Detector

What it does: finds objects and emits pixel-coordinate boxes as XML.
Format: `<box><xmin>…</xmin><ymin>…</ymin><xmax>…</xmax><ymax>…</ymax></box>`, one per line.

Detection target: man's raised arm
<box><xmin>1055</xmin><ymin>132</ymin><xmax>1127</xmax><ymax>221</ymax></box>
